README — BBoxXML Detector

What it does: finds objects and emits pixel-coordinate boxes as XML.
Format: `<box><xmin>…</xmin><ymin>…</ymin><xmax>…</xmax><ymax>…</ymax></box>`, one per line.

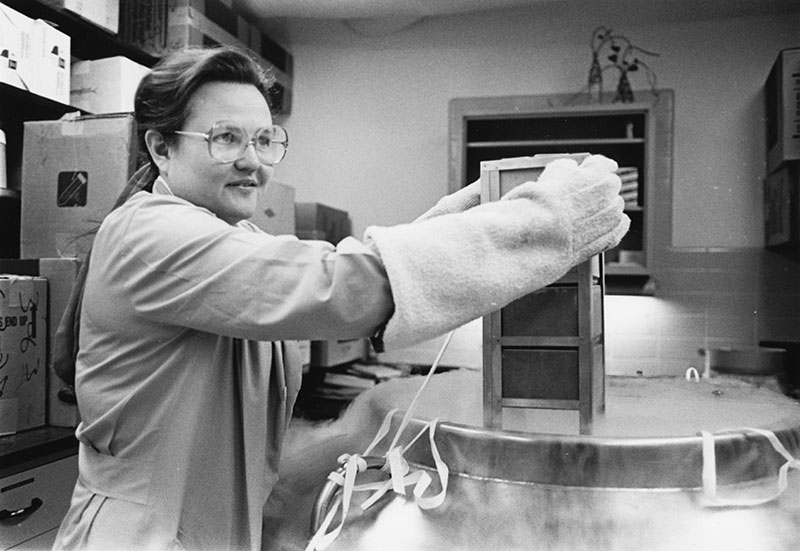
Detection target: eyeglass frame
<box><xmin>172</xmin><ymin>121</ymin><xmax>289</xmax><ymax>164</ymax></box>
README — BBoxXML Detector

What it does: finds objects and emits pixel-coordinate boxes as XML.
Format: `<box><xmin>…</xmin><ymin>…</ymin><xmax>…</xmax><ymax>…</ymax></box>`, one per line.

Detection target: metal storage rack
<box><xmin>480</xmin><ymin>155</ymin><xmax>605</xmax><ymax>434</ymax></box>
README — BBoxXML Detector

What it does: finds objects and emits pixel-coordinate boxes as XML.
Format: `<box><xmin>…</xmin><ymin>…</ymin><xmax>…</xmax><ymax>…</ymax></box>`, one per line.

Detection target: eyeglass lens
<box><xmin>208</xmin><ymin>122</ymin><xmax>288</xmax><ymax>164</ymax></box>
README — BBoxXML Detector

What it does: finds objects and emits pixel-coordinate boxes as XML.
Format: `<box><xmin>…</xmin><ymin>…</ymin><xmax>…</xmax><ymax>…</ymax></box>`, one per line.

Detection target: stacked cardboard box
<box><xmin>0</xmin><ymin>259</ymin><xmax>81</xmax><ymax>428</ymax></box>
<box><xmin>21</xmin><ymin>114</ymin><xmax>138</xmax><ymax>259</ymax></box>
<box><xmin>119</xmin><ymin>0</ymin><xmax>292</xmax><ymax>115</ymax></box>
<box><xmin>40</xmin><ymin>0</ymin><xmax>120</xmax><ymax>34</ymax></box>
<box><xmin>0</xmin><ymin>2</ymin><xmax>71</xmax><ymax>104</ymax></box>
<box><xmin>295</xmin><ymin>203</ymin><xmax>352</xmax><ymax>243</ymax></box>
<box><xmin>70</xmin><ymin>56</ymin><xmax>150</xmax><ymax>114</ymax></box>
<box><xmin>15</xmin><ymin>113</ymin><xmax>139</xmax><ymax>430</ymax></box>
<box><xmin>121</xmin><ymin>0</ymin><xmax>250</xmax><ymax>55</ymax></box>
<box><xmin>0</xmin><ymin>275</ymin><xmax>48</xmax><ymax>434</ymax></box>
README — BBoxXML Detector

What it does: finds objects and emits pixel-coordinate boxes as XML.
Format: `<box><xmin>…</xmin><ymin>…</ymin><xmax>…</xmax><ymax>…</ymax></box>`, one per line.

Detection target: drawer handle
<box><xmin>0</xmin><ymin>498</ymin><xmax>43</xmax><ymax>521</ymax></box>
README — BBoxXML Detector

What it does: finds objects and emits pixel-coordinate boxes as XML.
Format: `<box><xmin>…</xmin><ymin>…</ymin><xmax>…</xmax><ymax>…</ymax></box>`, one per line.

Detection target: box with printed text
<box><xmin>30</xmin><ymin>18</ymin><xmax>71</xmax><ymax>104</ymax></box>
<box><xmin>0</xmin><ymin>3</ymin><xmax>33</xmax><ymax>91</ymax></box>
<box><xmin>0</xmin><ymin>258</ymin><xmax>83</xmax><ymax>428</ymax></box>
<box><xmin>0</xmin><ymin>5</ymin><xmax>70</xmax><ymax>103</ymax></box>
<box><xmin>0</xmin><ymin>275</ymin><xmax>48</xmax><ymax>435</ymax></box>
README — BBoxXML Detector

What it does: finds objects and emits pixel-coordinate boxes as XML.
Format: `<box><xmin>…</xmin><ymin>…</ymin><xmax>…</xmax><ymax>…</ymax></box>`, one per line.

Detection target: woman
<box><xmin>53</xmin><ymin>45</ymin><xmax>628</xmax><ymax>550</ymax></box>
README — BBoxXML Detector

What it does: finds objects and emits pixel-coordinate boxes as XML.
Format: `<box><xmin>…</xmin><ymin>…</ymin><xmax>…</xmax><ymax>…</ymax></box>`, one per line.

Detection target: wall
<box><xmin>266</xmin><ymin>6</ymin><xmax>800</xmax><ymax>374</ymax></box>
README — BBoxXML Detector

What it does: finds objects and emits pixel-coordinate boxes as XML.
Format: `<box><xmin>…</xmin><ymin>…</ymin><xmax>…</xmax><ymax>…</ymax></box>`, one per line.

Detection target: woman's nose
<box><xmin>234</xmin><ymin>142</ymin><xmax>265</xmax><ymax>170</ymax></box>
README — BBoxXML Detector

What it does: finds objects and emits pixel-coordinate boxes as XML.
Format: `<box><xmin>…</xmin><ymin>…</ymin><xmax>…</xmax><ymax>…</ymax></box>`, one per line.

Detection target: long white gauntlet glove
<box><xmin>364</xmin><ymin>154</ymin><xmax>630</xmax><ymax>348</ymax></box>
<box><xmin>414</xmin><ymin>179</ymin><xmax>481</xmax><ymax>222</ymax></box>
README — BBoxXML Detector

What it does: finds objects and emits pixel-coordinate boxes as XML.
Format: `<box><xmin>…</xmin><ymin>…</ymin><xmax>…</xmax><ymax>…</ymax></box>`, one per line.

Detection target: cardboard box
<box><xmin>0</xmin><ymin>258</ymin><xmax>82</xmax><ymax>427</ymax></box>
<box><xmin>21</xmin><ymin>114</ymin><xmax>138</xmax><ymax>259</ymax></box>
<box><xmin>764</xmin><ymin>161</ymin><xmax>799</xmax><ymax>248</ymax></box>
<box><xmin>30</xmin><ymin>19</ymin><xmax>70</xmax><ymax>104</ymax></box>
<box><xmin>121</xmin><ymin>0</ymin><xmax>248</xmax><ymax>56</ymax></box>
<box><xmin>175</xmin><ymin>0</ymin><xmax>250</xmax><ymax>44</ymax></box>
<box><xmin>0</xmin><ymin>6</ymin><xmax>70</xmax><ymax>104</ymax></box>
<box><xmin>0</xmin><ymin>3</ymin><xmax>34</xmax><ymax>92</ymax></box>
<box><xmin>766</xmin><ymin>48</ymin><xmax>800</xmax><ymax>175</ymax></box>
<box><xmin>120</xmin><ymin>0</ymin><xmax>292</xmax><ymax>115</ymax></box>
<box><xmin>40</xmin><ymin>258</ymin><xmax>81</xmax><ymax>427</ymax></box>
<box><xmin>70</xmin><ymin>56</ymin><xmax>150</xmax><ymax>114</ymax></box>
<box><xmin>248</xmin><ymin>180</ymin><xmax>295</xmax><ymax>235</ymax></box>
<box><xmin>0</xmin><ymin>275</ymin><xmax>47</xmax><ymax>435</ymax></box>
<box><xmin>295</xmin><ymin>203</ymin><xmax>352</xmax><ymax>243</ymax></box>
<box><xmin>41</xmin><ymin>0</ymin><xmax>120</xmax><ymax>34</ymax></box>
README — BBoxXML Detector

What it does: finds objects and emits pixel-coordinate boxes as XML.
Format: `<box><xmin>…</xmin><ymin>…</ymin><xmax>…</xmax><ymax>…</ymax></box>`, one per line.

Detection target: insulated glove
<box><xmin>414</xmin><ymin>179</ymin><xmax>481</xmax><ymax>222</ymax></box>
<box><xmin>364</xmin><ymin>154</ymin><xmax>629</xmax><ymax>348</ymax></box>
<box><xmin>502</xmin><ymin>154</ymin><xmax>629</xmax><ymax>266</ymax></box>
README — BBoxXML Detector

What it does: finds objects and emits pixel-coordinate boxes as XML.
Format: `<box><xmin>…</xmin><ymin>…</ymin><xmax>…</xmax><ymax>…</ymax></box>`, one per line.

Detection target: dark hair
<box><xmin>133</xmin><ymin>45</ymin><xmax>274</xmax><ymax>165</ymax></box>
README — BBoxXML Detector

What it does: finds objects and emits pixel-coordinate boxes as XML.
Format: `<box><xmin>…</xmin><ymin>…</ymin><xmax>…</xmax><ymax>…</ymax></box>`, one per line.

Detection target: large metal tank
<box><xmin>263</xmin><ymin>371</ymin><xmax>800</xmax><ymax>551</ymax></box>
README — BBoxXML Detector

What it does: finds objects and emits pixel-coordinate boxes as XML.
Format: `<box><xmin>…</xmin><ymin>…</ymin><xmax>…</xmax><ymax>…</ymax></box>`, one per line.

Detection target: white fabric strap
<box><xmin>699</xmin><ymin>427</ymin><xmax>800</xmax><ymax>508</ymax></box>
<box><xmin>306</xmin><ymin>331</ymin><xmax>455</xmax><ymax>550</ymax></box>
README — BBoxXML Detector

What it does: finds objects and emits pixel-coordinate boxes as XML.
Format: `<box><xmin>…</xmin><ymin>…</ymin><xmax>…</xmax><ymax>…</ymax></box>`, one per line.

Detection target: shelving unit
<box><xmin>2</xmin><ymin>0</ymin><xmax>158</xmax><ymax>66</ymax></box>
<box><xmin>450</xmin><ymin>91</ymin><xmax>673</xmax><ymax>290</ymax></box>
<box><xmin>0</xmin><ymin>1</ymin><xmax>159</xmax><ymax>259</ymax></box>
<box><xmin>0</xmin><ymin>2</ymin><xmax>153</xmax><ymax>525</ymax></box>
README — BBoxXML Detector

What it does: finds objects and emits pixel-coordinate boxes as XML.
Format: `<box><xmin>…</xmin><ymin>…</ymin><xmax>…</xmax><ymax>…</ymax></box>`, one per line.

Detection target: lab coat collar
<box><xmin>153</xmin><ymin>176</ymin><xmax>174</xmax><ymax>196</ymax></box>
<box><xmin>151</xmin><ymin>174</ymin><xmax>253</xmax><ymax>230</ymax></box>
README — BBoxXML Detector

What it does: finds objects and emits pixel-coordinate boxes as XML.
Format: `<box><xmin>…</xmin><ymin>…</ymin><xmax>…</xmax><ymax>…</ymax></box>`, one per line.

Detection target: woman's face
<box><xmin>162</xmin><ymin>81</ymin><xmax>274</xmax><ymax>225</ymax></box>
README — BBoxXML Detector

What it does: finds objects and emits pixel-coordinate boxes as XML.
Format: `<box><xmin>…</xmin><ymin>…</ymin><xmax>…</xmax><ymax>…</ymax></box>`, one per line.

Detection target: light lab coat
<box><xmin>53</xmin><ymin>179</ymin><xmax>393</xmax><ymax>550</ymax></box>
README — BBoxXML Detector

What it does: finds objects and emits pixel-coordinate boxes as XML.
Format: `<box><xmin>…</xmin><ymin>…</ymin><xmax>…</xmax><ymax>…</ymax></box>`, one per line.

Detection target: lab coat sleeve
<box><xmin>92</xmin><ymin>197</ymin><xmax>394</xmax><ymax>342</ymax></box>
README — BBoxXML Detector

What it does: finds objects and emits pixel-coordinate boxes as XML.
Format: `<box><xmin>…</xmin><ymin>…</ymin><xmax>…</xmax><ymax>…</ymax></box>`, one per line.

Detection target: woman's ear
<box><xmin>144</xmin><ymin>129</ymin><xmax>171</xmax><ymax>172</ymax></box>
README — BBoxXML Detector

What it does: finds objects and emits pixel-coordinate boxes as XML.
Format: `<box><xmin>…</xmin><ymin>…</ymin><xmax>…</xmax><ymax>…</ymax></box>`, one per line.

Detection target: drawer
<box><xmin>8</xmin><ymin>527</ymin><xmax>57</xmax><ymax>550</ymax></box>
<box><xmin>1</xmin><ymin>455</ymin><xmax>77</xmax><ymax>550</ymax></box>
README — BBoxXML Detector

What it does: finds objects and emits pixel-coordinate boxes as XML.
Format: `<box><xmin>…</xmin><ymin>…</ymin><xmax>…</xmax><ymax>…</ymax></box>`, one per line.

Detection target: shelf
<box><xmin>467</xmin><ymin>137</ymin><xmax>645</xmax><ymax>148</ymax></box>
<box><xmin>0</xmin><ymin>82</ymin><xmax>85</xmax><ymax>122</ymax></box>
<box><xmin>0</xmin><ymin>82</ymin><xmax>91</xmax><ymax>195</ymax></box>
<box><xmin>0</xmin><ymin>0</ymin><xmax>158</xmax><ymax>255</ymax></box>
<box><xmin>3</xmin><ymin>0</ymin><xmax>158</xmax><ymax>67</ymax></box>
<box><xmin>0</xmin><ymin>426</ymin><xmax>78</xmax><ymax>478</ymax></box>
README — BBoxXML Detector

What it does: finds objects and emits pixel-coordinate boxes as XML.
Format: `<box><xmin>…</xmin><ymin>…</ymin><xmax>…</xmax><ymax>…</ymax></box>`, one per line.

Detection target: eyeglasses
<box><xmin>173</xmin><ymin>121</ymin><xmax>288</xmax><ymax>164</ymax></box>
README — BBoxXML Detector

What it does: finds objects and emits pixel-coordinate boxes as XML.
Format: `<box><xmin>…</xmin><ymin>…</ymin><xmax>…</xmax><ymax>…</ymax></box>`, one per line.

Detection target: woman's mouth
<box><xmin>227</xmin><ymin>180</ymin><xmax>258</xmax><ymax>188</ymax></box>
